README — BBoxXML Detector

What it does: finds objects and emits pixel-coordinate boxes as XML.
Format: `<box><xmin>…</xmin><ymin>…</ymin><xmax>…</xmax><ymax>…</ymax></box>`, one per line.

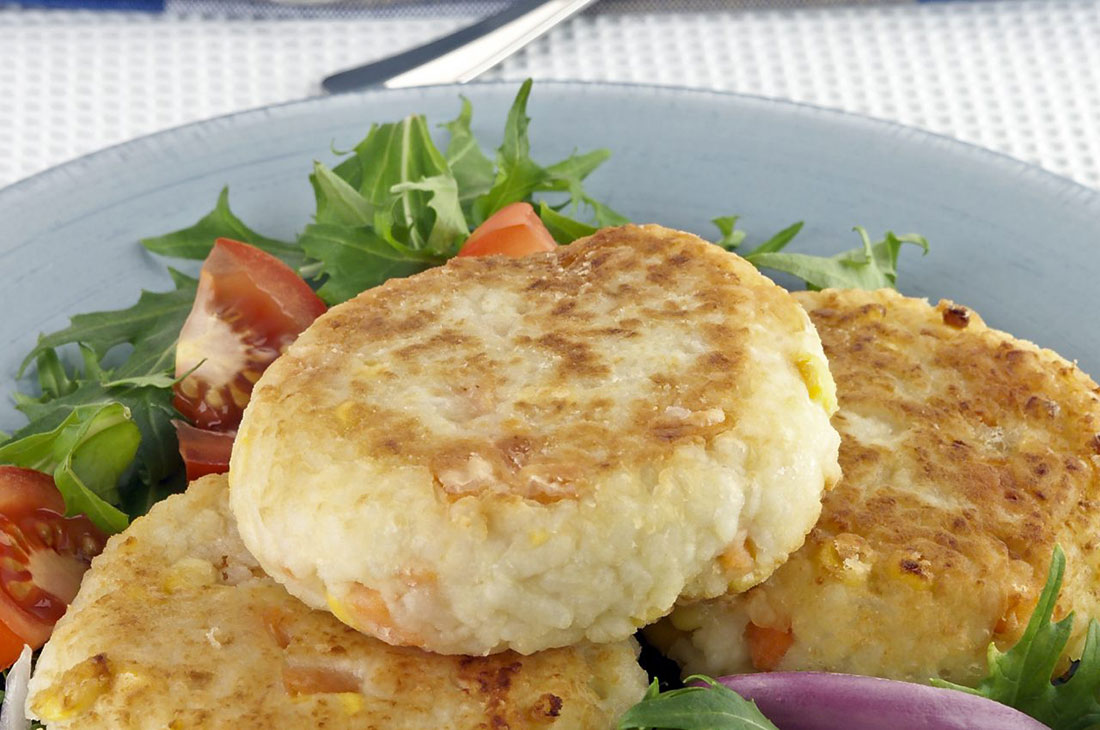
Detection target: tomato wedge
<box><xmin>174</xmin><ymin>238</ymin><xmax>326</xmax><ymax>433</ymax></box>
<box><xmin>0</xmin><ymin>466</ymin><xmax>106</xmax><ymax>668</ymax></box>
<box><xmin>458</xmin><ymin>202</ymin><xmax>557</xmax><ymax>258</ymax></box>
<box><xmin>173</xmin><ymin>421</ymin><xmax>235</xmax><ymax>482</ymax></box>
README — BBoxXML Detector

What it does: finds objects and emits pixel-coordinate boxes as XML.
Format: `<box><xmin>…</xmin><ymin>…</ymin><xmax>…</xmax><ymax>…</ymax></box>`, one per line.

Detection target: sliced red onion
<box><xmin>0</xmin><ymin>645</ymin><xmax>32</xmax><ymax>730</ymax></box>
<box><xmin>708</xmin><ymin>672</ymin><xmax>1049</xmax><ymax>730</ymax></box>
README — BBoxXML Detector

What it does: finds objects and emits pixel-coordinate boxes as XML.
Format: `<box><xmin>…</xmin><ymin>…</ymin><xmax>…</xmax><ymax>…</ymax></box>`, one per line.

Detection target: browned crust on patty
<box><xmin>250</xmin><ymin>224</ymin><xmax>808</xmax><ymax>503</ymax></box>
<box><xmin>799</xmin><ymin>289</ymin><xmax>1100</xmax><ymax>592</ymax></box>
<box><xmin>790</xmin><ymin>289</ymin><xmax>1100</xmax><ymax>674</ymax></box>
<box><xmin>654</xmin><ymin>288</ymin><xmax>1100</xmax><ymax>685</ymax></box>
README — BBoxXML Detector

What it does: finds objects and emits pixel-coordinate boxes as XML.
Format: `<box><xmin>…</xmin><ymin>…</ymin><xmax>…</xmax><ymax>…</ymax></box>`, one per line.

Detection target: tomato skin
<box><xmin>204</xmin><ymin>238</ymin><xmax>326</xmax><ymax>334</ymax></box>
<box><xmin>458</xmin><ymin>202</ymin><xmax>557</xmax><ymax>258</ymax></box>
<box><xmin>0</xmin><ymin>616</ymin><xmax>28</xmax><ymax>670</ymax></box>
<box><xmin>0</xmin><ymin>465</ymin><xmax>65</xmax><ymax>516</ymax></box>
<box><xmin>0</xmin><ymin>466</ymin><xmax>106</xmax><ymax>668</ymax></box>
<box><xmin>173</xmin><ymin>420</ymin><xmax>235</xmax><ymax>481</ymax></box>
<box><xmin>174</xmin><ymin>238</ymin><xmax>326</xmax><ymax>432</ymax></box>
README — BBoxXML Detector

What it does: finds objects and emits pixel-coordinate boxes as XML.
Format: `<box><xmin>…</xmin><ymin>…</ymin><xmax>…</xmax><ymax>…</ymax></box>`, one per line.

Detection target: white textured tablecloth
<box><xmin>2</xmin><ymin>0</ymin><xmax>1099</xmax><ymax>190</ymax></box>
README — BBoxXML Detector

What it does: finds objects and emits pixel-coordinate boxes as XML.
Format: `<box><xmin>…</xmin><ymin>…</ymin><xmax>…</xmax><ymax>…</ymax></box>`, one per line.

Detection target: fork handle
<box><xmin>322</xmin><ymin>0</ymin><xmax>598</xmax><ymax>94</ymax></box>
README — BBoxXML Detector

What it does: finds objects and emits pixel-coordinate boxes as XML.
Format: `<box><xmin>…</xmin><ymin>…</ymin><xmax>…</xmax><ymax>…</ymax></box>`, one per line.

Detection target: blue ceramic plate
<box><xmin>2</xmin><ymin>81</ymin><xmax>1099</xmax><ymax>431</ymax></box>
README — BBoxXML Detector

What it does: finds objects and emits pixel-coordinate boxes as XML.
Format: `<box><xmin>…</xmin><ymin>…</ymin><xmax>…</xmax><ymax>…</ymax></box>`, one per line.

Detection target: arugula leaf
<box><xmin>538</xmin><ymin>150</ymin><xmax>629</xmax><ymax>228</ymax></box>
<box><xmin>100</xmin><ymin>371</ymin><xmax>180</xmax><ymax>390</ymax></box>
<box><xmin>0</xmin><ymin>403</ymin><xmax>137</xmax><ymax>533</ymax></box>
<box><xmin>30</xmin><ymin>347</ymin><xmax>79</xmax><ymax>403</ymax></box>
<box><xmin>313</xmin><ymin>115</ymin><xmax>466</xmax><ymax>256</ymax></box>
<box><xmin>744</xmin><ymin>221</ymin><xmax>805</xmax><ymax>256</ymax></box>
<box><xmin>933</xmin><ymin>546</ymin><xmax>1100</xmax><ymax>730</ymax></box>
<box><xmin>19</xmin><ymin>271</ymin><xmax>197</xmax><ymax>379</ymax></box>
<box><xmin>140</xmin><ymin>187</ymin><xmax>305</xmax><ymax>269</ymax></box>
<box><xmin>472</xmin><ymin>80</ymin><xmax>546</xmax><ymax>224</ymax></box>
<box><xmin>299</xmin><ymin>224</ymin><xmax>443</xmax><ymax>305</ymax></box>
<box><xmin>15</xmin><ymin>349</ymin><xmax>183</xmax><ymax>495</ymax></box>
<box><xmin>310</xmin><ymin>161</ymin><xmax>373</xmax><ymax>227</ymax></box>
<box><xmin>746</xmin><ymin>226</ymin><xmax>928</xmax><ymax>291</ymax></box>
<box><xmin>469</xmin><ymin>79</ymin><xmax>624</xmax><ymax>231</ymax></box>
<box><xmin>443</xmin><ymin>97</ymin><xmax>496</xmax><ymax>209</ymax></box>
<box><xmin>11</xmin><ymin>267</ymin><xmax>193</xmax><ymax>521</ymax></box>
<box><xmin>618</xmin><ymin>676</ymin><xmax>779</xmax><ymax>730</ymax></box>
<box><xmin>304</xmin><ymin>115</ymin><xmax>473</xmax><ymax>300</ymax></box>
<box><xmin>712</xmin><ymin>216</ymin><xmax>747</xmax><ymax>250</ymax></box>
<box><xmin>349</xmin><ymin>115</ymin><xmax>455</xmax><ymax>246</ymax></box>
<box><xmin>540</xmin><ymin>149</ymin><xmax>611</xmax><ymax>205</ymax></box>
<box><xmin>391</xmin><ymin>174</ymin><xmax>469</xmax><ymax>255</ymax></box>
<box><xmin>539</xmin><ymin>201</ymin><xmax>598</xmax><ymax>243</ymax></box>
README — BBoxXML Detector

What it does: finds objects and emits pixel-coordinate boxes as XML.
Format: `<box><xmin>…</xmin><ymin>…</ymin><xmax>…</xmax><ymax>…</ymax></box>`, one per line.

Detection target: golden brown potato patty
<box><xmin>26</xmin><ymin>475</ymin><xmax>648</xmax><ymax>729</ymax></box>
<box><xmin>230</xmin><ymin>224</ymin><xmax>839</xmax><ymax>655</ymax></box>
<box><xmin>652</xmin><ymin>288</ymin><xmax>1100</xmax><ymax>685</ymax></box>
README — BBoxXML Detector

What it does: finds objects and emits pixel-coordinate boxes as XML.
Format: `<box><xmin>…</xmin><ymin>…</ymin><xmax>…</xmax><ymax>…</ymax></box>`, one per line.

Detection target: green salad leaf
<box><xmin>299</xmin><ymin>224</ymin><xmax>442</xmax><ymax>305</ymax></box>
<box><xmin>745</xmin><ymin>225</ymin><xmax>928</xmax><ymax>290</ymax></box>
<box><xmin>10</xmin><ymin>272</ymin><xmax>197</xmax><ymax>511</ymax></box>
<box><xmin>310</xmin><ymin>161</ymin><xmax>374</xmax><ymax>227</ymax></box>
<box><xmin>618</xmin><ymin>676</ymin><xmax>779</xmax><ymax>730</ymax></box>
<box><xmin>443</xmin><ymin>97</ymin><xmax>497</xmax><ymax>210</ymax></box>
<box><xmin>19</xmin><ymin>271</ymin><xmax>197</xmax><ymax>378</ymax></box>
<box><xmin>13</xmin><ymin>349</ymin><xmax>183</xmax><ymax>505</ymax></box>
<box><xmin>469</xmin><ymin>79</ymin><xmax>625</xmax><ymax>232</ymax></box>
<box><xmin>392</xmin><ymin>174</ymin><xmax>470</xmax><ymax>254</ymax></box>
<box><xmin>300</xmin><ymin>115</ymin><xmax>466</xmax><ymax>303</ymax></box>
<box><xmin>0</xmin><ymin>403</ymin><xmax>137</xmax><ymax>533</ymax></box>
<box><xmin>140</xmin><ymin>187</ymin><xmax>304</xmax><ymax>269</ymax></box>
<box><xmin>471</xmin><ymin>80</ymin><xmax>546</xmax><ymax>223</ymax></box>
<box><xmin>712</xmin><ymin>216</ymin><xmax>747</xmax><ymax>250</ymax></box>
<box><xmin>744</xmin><ymin>221</ymin><xmax>805</xmax><ymax>256</ymax></box>
<box><xmin>933</xmin><ymin>546</ymin><xmax>1100</xmax><ymax>730</ymax></box>
<box><xmin>300</xmin><ymin>79</ymin><xmax>616</xmax><ymax>303</ymax></box>
<box><xmin>539</xmin><ymin>201</ymin><xmax>598</xmax><ymax>243</ymax></box>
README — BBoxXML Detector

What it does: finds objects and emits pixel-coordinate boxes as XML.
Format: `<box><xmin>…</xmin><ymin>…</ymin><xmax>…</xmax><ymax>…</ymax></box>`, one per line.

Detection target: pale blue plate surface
<box><xmin>3</xmin><ymin>81</ymin><xmax>1099</xmax><ymax>430</ymax></box>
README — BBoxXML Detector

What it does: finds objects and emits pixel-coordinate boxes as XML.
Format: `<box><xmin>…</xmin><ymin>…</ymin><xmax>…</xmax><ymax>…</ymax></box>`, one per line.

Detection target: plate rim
<box><xmin>2</xmin><ymin>79</ymin><xmax>1099</xmax><ymax>216</ymax></box>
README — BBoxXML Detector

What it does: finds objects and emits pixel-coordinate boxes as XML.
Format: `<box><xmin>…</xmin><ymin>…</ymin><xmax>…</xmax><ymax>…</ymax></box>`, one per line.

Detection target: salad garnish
<box><xmin>13</xmin><ymin>273</ymin><xmax>198</xmax><ymax>526</ymax></box>
<box><xmin>934</xmin><ymin>545</ymin><xmax>1100</xmax><ymax>730</ymax></box>
<box><xmin>617</xmin><ymin>675</ymin><xmax>779</xmax><ymax>730</ymax></box>
<box><xmin>0</xmin><ymin>403</ymin><xmax>137</xmax><ymax>533</ymax></box>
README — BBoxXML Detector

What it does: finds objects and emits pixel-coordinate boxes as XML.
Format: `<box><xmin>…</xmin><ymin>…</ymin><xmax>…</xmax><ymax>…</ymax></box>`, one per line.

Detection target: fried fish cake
<box><xmin>26</xmin><ymin>475</ymin><xmax>648</xmax><ymax>729</ymax></box>
<box><xmin>229</xmin><ymin>224</ymin><xmax>841</xmax><ymax>656</ymax></box>
<box><xmin>650</xmin><ymin>288</ymin><xmax>1100</xmax><ymax>686</ymax></box>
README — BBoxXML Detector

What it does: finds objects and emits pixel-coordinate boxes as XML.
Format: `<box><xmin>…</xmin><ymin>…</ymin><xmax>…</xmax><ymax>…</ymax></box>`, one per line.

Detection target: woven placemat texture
<box><xmin>2</xmin><ymin>0</ymin><xmax>1098</xmax><ymax>189</ymax></box>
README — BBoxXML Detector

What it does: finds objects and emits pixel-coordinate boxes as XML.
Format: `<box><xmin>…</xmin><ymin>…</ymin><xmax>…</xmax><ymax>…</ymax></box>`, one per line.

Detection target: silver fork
<box><xmin>322</xmin><ymin>0</ymin><xmax>598</xmax><ymax>94</ymax></box>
